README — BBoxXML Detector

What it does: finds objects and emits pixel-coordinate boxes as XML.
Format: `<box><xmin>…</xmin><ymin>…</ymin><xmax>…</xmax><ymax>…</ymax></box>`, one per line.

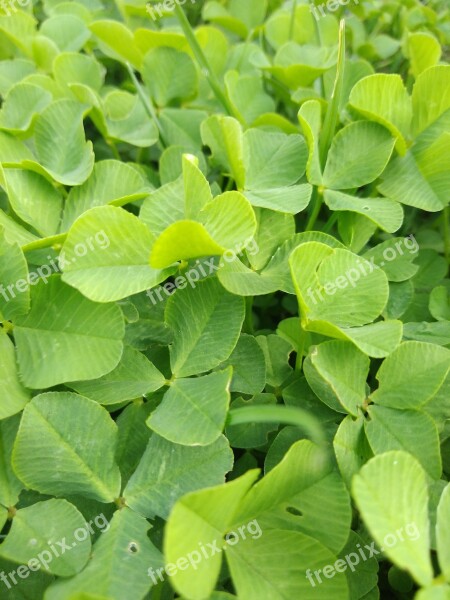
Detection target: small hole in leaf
<box><xmin>286</xmin><ymin>506</ymin><xmax>303</xmax><ymax>516</ymax></box>
<box><xmin>128</xmin><ymin>542</ymin><xmax>139</xmax><ymax>553</ymax></box>
<box><xmin>363</xmin><ymin>206</ymin><xmax>370</xmax><ymax>211</ymax></box>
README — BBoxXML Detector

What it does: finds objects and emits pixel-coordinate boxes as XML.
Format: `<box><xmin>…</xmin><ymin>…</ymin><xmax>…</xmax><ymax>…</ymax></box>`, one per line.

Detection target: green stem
<box><xmin>22</xmin><ymin>233</ymin><xmax>67</xmax><ymax>253</ymax></box>
<box><xmin>289</xmin><ymin>0</ymin><xmax>298</xmax><ymax>40</ymax></box>
<box><xmin>227</xmin><ymin>405</ymin><xmax>326</xmax><ymax>445</ymax></box>
<box><xmin>319</xmin><ymin>19</ymin><xmax>346</xmax><ymax>169</ymax></box>
<box><xmin>126</xmin><ymin>63</ymin><xmax>167</xmax><ymax>149</ymax></box>
<box><xmin>305</xmin><ymin>186</ymin><xmax>324</xmax><ymax>231</ymax></box>
<box><xmin>322</xmin><ymin>212</ymin><xmax>338</xmax><ymax>234</ymax></box>
<box><xmin>174</xmin><ymin>4</ymin><xmax>244</xmax><ymax>124</ymax></box>
<box><xmin>295</xmin><ymin>321</ymin><xmax>307</xmax><ymax>371</ymax></box>
<box><xmin>106</xmin><ymin>138</ymin><xmax>121</xmax><ymax>160</ymax></box>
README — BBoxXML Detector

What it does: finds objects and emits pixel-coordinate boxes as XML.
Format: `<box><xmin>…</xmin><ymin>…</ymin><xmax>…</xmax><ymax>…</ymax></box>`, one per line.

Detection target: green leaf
<box><xmin>12</xmin><ymin>392</ymin><xmax>121</xmax><ymax>503</ymax></box>
<box><xmin>25</xmin><ymin>99</ymin><xmax>94</xmax><ymax>186</ymax></box>
<box><xmin>365</xmin><ymin>405</ymin><xmax>442</xmax><ymax>480</ymax></box>
<box><xmin>324</xmin><ymin>190</ymin><xmax>403</xmax><ymax>233</ymax></box>
<box><xmin>233</xmin><ymin>440</ymin><xmax>351</xmax><ymax>554</ymax></box>
<box><xmin>352</xmin><ymin>451</ymin><xmax>433</xmax><ymax>587</ymax></box>
<box><xmin>334</xmin><ymin>415</ymin><xmax>372</xmax><ymax>489</ymax></box>
<box><xmin>101</xmin><ymin>90</ymin><xmax>158</xmax><ymax>148</ymax></box>
<box><xmin>370</xmin><ymin>341</ymin><xmax>450</xmax><ymax>409</ymax></box>
<box><xmin>226</xmin><ymin>394</ymin><xmax>278</xmax><ymax>449</ymax></box>
<box><xmin>226</xmin><ymin>530</ymin><xmax>349</xmax><ymax>600</ymax></box>
<box><xmin>68</xmin><ymin>346</ymin><xmax>166</xmax><ymax>406</ymax></box>
<box><xmin>142</xmin><ymin>47</ymin><xmax>198</xmax><ymax>107</ymax></box>
<box><xmin>40</xmin><ymin>15</ymin><xmax>90</xmax><ymax>52</ymax></box>
<box><xmin>407</xmin><ymin>33</ymin><xmax>441</xmax><ymax>78</ymax></box>
<box><xmin>14</xmin><ymin>276</ymin><xmax>124</xmax><ymax>389</ymax></box>
<box><xmin>166</xmin><ymin>277</ymin><xmax>245</xmax><ymax>378</ymax></box>
<box><xmin>44</xmin><ymin>509</ymin><xmax>163</xmax><ymax>600</ymax></box>
<box><xmin>0</xmin><ymin>499</ymin><xmax>91</xmax><ymax>576</ymax></box>
<box><xmin>147</xmin><ymin>369</ymin><xmax>232</xmax><ymax>446</ymax></box>
<box><xmin>53</xmin><ymin>52</ymin><xmax>105</xmax><ymax>91</ymax></box>
<box><xmin>1</xmin><ymin>168</ymin><xmax>63</xmax><ymax>237</ymax></box>
<box><xmin>0</xmin><ymin>415</ymin><xmax>24</xmax><ymax>506</ymax></box>
<box><xmin>61</xmin><ymin>206</ymin><xmax>173</xmax><ymax>303</ymax></box>
<box><xmin>89</xmin><ymin>20</ymin><xmax>142</xmax><ymax>68</ymax></box>
<box><xmin>0</xmin><ymin>82</ymin><xmax>52</xmax><ymax>135</ymax></box>
<box><xmin>218</xmin><ymin>334</ymin><xmax>266</xmax><ymax>395</ymax></box>
<box><xmin>323</xmin><ymin>121</ymin><xmax>396</xmax><ymax>189</ymax></box>
<box><xmin>61</xmin><ymin>160</ymin><xmax>150</xmax><ymax>231</ymax></box>
<box><xmin>123</xmin><ymin>434</ymin><xmax>233</xmax><ymax>519</ymax></box>
<box><xmin>0</xmin><ymin>332</ymin><xmax>30</xmax><ymax>421</ymax></box>
<box><xmin>201</xmin><ymin>115</ymin><xmax>245</xmax><ymax>189</ymax></box>
<box><xmin>0</xmin><ymin>228</ymin><xmax>30</xmax><ymax>321</ymax></box>
<box><xmin>298</xmin><ymin>99</ymin><xmax>323</xmax><ymax>185</ymax></box>
<box><xmin>243</xmin><ymin>129</ymin><xmax>307</xmax><ymax>190</ymax></box>
<box><xmin>164</xmin><ymin>471</ymin><xmax>259</xmax><ymax>600</ymax></box>
<box><xmin>436</xmin><ymin>483</ymin><xmax>450</xmax><ymax>581</ymax></box>
<box><xmin>304</xmin><ymin>340</ymin><xmax>370</xmax><ymax>415</ymax></box>
<box><xmin>412</xmin><ymin>66</ymin><xmax>450</xmax><ymax>138</ymax></box>
<box><xmin>349</xmin><ymin>74</ymin><xmax>412</xmax><ymax>154</ymax></box>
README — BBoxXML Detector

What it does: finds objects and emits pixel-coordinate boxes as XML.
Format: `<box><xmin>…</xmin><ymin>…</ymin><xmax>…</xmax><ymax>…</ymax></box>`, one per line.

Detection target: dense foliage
<box><xmin>0</xmin><ymin>0</ymin><xmax>449</xmax><ymax>599</ymax></box>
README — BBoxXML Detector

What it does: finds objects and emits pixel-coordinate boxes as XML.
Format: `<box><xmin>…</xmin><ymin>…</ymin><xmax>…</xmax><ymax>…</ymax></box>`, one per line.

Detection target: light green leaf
<box><xmin>0</xmin><ymin>414</ymin><xmax>24</xmax><ymax>506</ymax></box>
<box><xmin>415</xmin><ymin>587</ymin><xmax>450</xmax><ymax>600</ymax></box>
<box><xmin>407</xmin><ymin>33</ymin><xmax>441</xmax><ymax>78</ymax></box>
<box><xmin>370</xmin><ymin>341</ymin><xmax>450</xmax><ymax>409</ymax></box>
<box><xmin>0</xmin><ymin>228</ymin><xmax>30</xmax><ymax>321</ymax></box>
<box><xmin>166</xmin><ymin>277</ymin><xmax>245</xmax><ymax>378</ymax></box>
<box><xmin>0</xmin><ymin>499</ymin><xmax>91</xmax><ymax>576</ymax></box>
<box><xmin>365</xmin><ymin>405</ymin><xmax>442</xmax><ymax>480</ymax></box>
<box><xmin>61</xmin><ymin>206</ymin><xmax>173</xmax><ymax>303</ymax></box>
<box><xmin>0</xmin><ymin>83</ymin><xmax>52</xmax><ymax>135</ymax></box>
<box><xmin>349</xmin><ymin>74</ymin><xmax>412</xmax><ymax>154</ymax></box>
<box><xmin>124</xmin><ymin>434</ymin><xmax>233</xmax><ymax>519</ymax></box>
<box><xmin>304</xmin><ymin>340</ymin><xmax>370</xmax><ymax>415</ymax></box>
<box><xmin>68</xmin><ymin>346</ymin><xmax>165</xmax><ymax>406</ymax></box>
<box><xmin>298</xmin><ymin>99</ymin><xmax>323</xmax><ymax>185</ymax></box>
<box><xmin>142</xmin><ymin>47</ymin><xmax>197</xmax><ymax>106</ymax></box>
<box><xmin>40</xmin><ymin>15</ymin><xmax>90</xmax><ymax>51</ymax></box>
<box><xmin>436</xmin><ymin>483</ymin><xmax>450</xmax><ymax>581</ymax></box>
<box><xmin>0</xmin><ymin>332</ymin><xmax>30</xmax><ymax>421</ymax></box>
<box><xmin>25</xmin><ymin>99</ymin><xmax>94</xmax><ymax>186</ymax></box>
<box><xmin>201</xmin><ymin>115</ymin><xmax>245</xmax><ymax>189</ymax></box>
<box><xmin>89</xmin><ymin>20</ymin><xmax>142</xmax><ymax>68</ymax></box>
<box><xmin>323</xmin><ymin>121</ymin><xmax>396</xmax><ymax>189</ymax></box>
<box><xmin>101</xmin><ymin>90</ymin><xmax>158</xmax><ymax>148</ymax></box>
<box><xmin>147</xmin><ymin>369</ymin><xmax>231</xmax><ymax>446</ymax></box>
<box><xmin>244</xmin><ymin>184</ymin><xmax>312</xmax><ymax>214</ymax></box>
<box><xmin>12</xmin><ymin>392</ymin><xmax>121</xmax><ymax>503</ymax></box>
<box><xmin>352</xmin><ymin>451</ymin><xmax>433</xmax><ymax>587</ymax></box>
<box><xmin>334</xmin><ymin>416</ymin><xmax>372</xmax><ymax>489</ymax></box>
<box><xmin>14</xmin><ymin>276</ymin><xmax>124</xmax><ymax>389</ymax></box>
<box><xmin>2</xmin><ymin>168</ymin><xmax>63</xmax><ymax>237</ymax></box>
<box><xmin>218</xmin><ymin>334</ymin><xmax>266</xmax><ymax>395</ymax></box>
<box><xmin>53</xmin><ymin>52</ymin><xmax>105</xmax><ymax>91</ymax></box>
<box><xmin>324</xmin><ymin>190</ymin><xmax>403</xmax><ymax>233</ymax></box>
<box><xmin>243</xmin><ymin>129</ymin><xmax>307</xmax><ymax>190</ymax></box>
<box><xmin>412</xmin><ymin>66</ymin><xmax>450</xmax><ymax>138</ymax></box>
<box><xmin>44</xmin><ymin>509</ymin><xmax>163</xmax><ymax>600</ymax></box>
<box><xmin>165</xmin><ymin>471</ymin><xmax>259</xmax><ymax>600</ymax></box>
<box><xmin>226</xmin><ymin>530</ymin><xmax>349</xmax><ymax>600</ymax></box>
<box><xmin>61</xmin><ymin>160</ymin><xmax>149</xmax><ymax>231</ymax></box>
<box><xmin>233</xmin><ymin>440</ymin><xmax>351</xmax><ymax>554</ymax></box>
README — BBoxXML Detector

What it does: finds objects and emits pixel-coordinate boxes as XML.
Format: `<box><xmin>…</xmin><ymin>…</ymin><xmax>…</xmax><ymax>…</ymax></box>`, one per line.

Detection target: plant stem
<box><xmin>227</xmin><ymin>405</ymin><xmax>326</xmax><ymax>445</ymax></box>
<box><xmin>126</xmin><ymin>63</ymin><xmax>168</xmax><ymax>149</ymax></box>
<box><xmin>173</xmin><ymin>4</ymin><xmax>243</xmax><ymax>124</ymax></box>
<box><xmin>295</xmin><ymin>321</ymin><xmax>307</xmax><ymax>371</ymax></box>
<box><xmin>305</xmin><ymin>186</ymin><xmax>323</xmax><ymax>231</ymax></box>
<box><xmin>22</xmin><ymin>233</ymin><xmax>67</xmax><ymax>253</ymax></box>
<box><xmin>289</xmin><ymin>0</ymin><xmax>298</xmax><ymax>40</ymax></box>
